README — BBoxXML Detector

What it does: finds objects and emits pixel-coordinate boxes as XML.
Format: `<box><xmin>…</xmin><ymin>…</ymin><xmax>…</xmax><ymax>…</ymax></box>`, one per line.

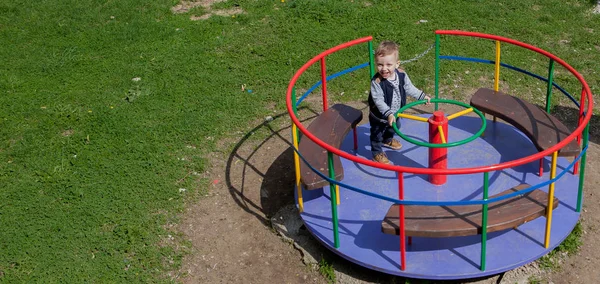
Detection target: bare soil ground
<box><xmin>178</xmin><ymin>101</ymin><xmax>600</xmax><ymax>283</ymax></box>
<box><xmin>172</xmin><ymin>0</ymin><xmax>244</xmax><ymax>21</ymax></box>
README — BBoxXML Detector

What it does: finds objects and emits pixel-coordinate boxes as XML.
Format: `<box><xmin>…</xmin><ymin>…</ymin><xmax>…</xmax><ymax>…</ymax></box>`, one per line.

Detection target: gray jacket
<box><xmin>369</xmin><ymin>69</ymin><xmax>426</xmax><ymax>123</ymax></box>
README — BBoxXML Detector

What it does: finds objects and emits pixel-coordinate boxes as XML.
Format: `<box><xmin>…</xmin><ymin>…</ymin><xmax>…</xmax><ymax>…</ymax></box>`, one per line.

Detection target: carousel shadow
<box><xmin>552</xmin><ymin>104</ymin><xmax>599</xmax><ymax>145</ymax></box>
<box><xmin>247</xmin><ymin>103</ymin><xmax>504</xmax><ymax>283</ymax></box>
<box><xmin>225</xmin><ymin>106</ymin><xmax>319</xmax><ymax>225</ymax></box>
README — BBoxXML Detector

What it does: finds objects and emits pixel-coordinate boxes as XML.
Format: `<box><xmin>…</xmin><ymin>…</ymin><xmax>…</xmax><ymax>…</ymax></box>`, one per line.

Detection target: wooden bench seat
<box><xmin>470</xmin><ymin>88</ymin><xmax>579</xmax><ymax>157</ymax></box>
<box><xmin>381</xmin><ymin>184</ymin><xmax>559</xmax><ymax>237</ymax></box>
<box><xmin>299</xmin><ymin>104</ymin><xmax>363</xmax><ymax>190</ymax></box>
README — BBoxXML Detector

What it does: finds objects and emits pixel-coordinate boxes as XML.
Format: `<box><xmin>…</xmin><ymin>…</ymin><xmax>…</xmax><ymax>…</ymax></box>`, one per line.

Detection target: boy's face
<box><xmin>376</xmin><ymin>53</ymin><xmax>399</xmax><ymax>79</ymax></box>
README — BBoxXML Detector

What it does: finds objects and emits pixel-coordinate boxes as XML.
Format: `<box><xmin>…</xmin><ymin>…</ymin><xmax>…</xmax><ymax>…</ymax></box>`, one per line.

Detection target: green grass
<box><xmin>528</xmin><ymin>275</ymin><xmax>543</xmax><ymax>284</ymax></box>
<box><xmin>318</xmin><ymin>257</ymin><xmax>336</xmax><ymax>283</ymax></box>
<box><xmin>539</xmin><ymin>221</ymin><xmax>583</xmax><ymax>270</ymax></box>
<box><xmin>1</xmin><ymin>0</ymin><xmax>598</xmax><ymax>282</ymax></box>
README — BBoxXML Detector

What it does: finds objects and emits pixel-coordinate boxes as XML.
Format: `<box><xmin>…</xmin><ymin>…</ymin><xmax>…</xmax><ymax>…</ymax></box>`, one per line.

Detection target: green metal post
<box><xmin>434</xmin><ymin>34</ymin><xmax>440</xmax><ymax>111</ymax></box>
<box><xmin>368</xmin><ymin>41</ymin><xmax>375</xmax><ymax>79</ymax></box>
<box><xmin>545</xmin><ymin>60</ymin><xmax>555</xmax><ymax>113</ymax></box>
<box><xmin>576</xmin><ymin>124</ymin><xmax>590</xmax><ymax>212</ymax></box>
<box><xmin>292</xmin><ymin>87</ymin><xmax>300</xmax><ymax>141</ymax></box>
<box><xmin>292</xmin><ymin>87</ymin><xmax>298</xmax><ymax>116</ymax></box>
<box><xmin>481</xmin><ymin>171</ymin><xmax>489</xmax><ymax>271</ymax></box>
<box><xmin>327</xmin><ymin>151</ymin><xmax>340</xmax><ymax>248</ymax></box>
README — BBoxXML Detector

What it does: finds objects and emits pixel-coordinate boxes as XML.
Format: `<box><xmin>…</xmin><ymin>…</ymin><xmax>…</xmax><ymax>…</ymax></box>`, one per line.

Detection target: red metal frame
<box><xmin>398</xmin><ymin>173</ymin><xmax>406</xmax><ymax>271</ymax></box>
<box><xmin>320</xmin><ymin>58</ymin><xmax>328</xmax><ymax>111</ymax></box>
<box><xmin>286</xmin><ymin>32</ymin><xmax>593</xmax><ymax>176</ymax></box>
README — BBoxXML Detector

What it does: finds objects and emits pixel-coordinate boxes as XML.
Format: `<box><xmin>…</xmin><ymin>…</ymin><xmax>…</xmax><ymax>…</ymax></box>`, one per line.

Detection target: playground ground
<box><xmin>177</xmin><ymin>101</ymin><xmax>600</xmax><ymax>283</ymax></box>
<box><xmin>4</xmin><ymin>1</ymin><xmax>600</xmax><ymax>282</ymax></box>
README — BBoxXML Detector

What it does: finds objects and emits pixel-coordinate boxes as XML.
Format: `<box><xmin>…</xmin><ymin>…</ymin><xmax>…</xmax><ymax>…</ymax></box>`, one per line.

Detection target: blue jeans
<box><xmin>370</xmin><ymin>115</ymin><xmax>401</xmax><ymax>155</ymax></box>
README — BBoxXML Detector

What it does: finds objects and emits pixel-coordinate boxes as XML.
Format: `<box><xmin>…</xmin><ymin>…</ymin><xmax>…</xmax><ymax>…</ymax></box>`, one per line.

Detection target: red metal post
<box><xmin>398</xmin><ymin>173</ymin><xmax>406</xmax><ymax>271</ymax></box>
<box><xmin>539</xmin><ymin>159</ymin><xmax>543</xmax><ymax>177</ymax></box>
<box><xmin>320</xmin><ymin>57</ymin><xmax>328</xmax><ymax>111</ymax></box>
<box><xmin>428</xmin><ymin>111</ymin><xmax>448</xmax><ymax>185</ymax></box>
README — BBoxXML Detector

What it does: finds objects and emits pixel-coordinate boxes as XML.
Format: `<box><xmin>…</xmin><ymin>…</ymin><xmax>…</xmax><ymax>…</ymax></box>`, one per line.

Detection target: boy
<box><xmin>368</xmin><ymin>41</ymin><xmax>431</xmax><ymax>164</ymax></box>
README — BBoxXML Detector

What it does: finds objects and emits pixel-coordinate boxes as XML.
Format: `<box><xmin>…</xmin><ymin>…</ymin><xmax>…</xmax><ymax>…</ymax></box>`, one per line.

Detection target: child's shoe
<box><xmin>373</xmin><ymin>152</ymin><xmax>391</xmax><ymax>164</ymax></box>
<box><xmin>383</xmin><ymin>138</ymin><xmax>402</xmax><ymax>150</ymax></box>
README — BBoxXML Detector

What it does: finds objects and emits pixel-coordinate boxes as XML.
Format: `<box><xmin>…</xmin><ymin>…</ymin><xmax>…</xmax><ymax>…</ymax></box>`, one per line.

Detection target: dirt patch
<box><xmin>171</xmin><ymin>0</ymin><xmax>225</xmax><ymax>14</ymax></box>
<box><xmin>177</xmin><ymin>109</ymin><xmax>326</xmax><ymax>283</ymax></box>
<box><xmin>179</xmin><ymin>100</ymin><xmax>600</xmax><ymax>283</ymax></box>
<box><xmin>172</xmin><ymin>0</ymin><xmax>245</xmax><ymax>21</ymax></box>
<box><xmin>559</xmin><ymin>39</ymin><xmax>571</xmax><ymax>45</ymax></box>
<box><xmin>61</xmin><ymin>129</ymin><xmax>74</xmax><ymax>137</ymax></box>
<box><xmin>212</xmin><ymin>7</ymin><xmax>244</xmax><ymax>17</ymax></box>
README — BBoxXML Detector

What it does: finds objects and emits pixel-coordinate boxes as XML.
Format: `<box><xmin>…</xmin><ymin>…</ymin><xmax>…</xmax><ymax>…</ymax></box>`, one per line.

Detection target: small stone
<box><xmin>265</xmin><ymin>116</ymin><xmax>273</xmax><ymax>122</ymax></box>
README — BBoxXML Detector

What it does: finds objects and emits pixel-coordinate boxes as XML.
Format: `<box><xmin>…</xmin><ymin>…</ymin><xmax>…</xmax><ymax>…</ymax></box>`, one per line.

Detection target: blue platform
<box><xmin>297</xmin><ymin>115</ymin><xmax>581</xmax><ymax>280</ymax></box>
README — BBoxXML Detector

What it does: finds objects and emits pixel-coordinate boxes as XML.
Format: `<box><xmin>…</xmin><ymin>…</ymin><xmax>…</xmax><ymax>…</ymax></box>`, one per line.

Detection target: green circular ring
<box><xmin>392</xmin><ymin>98</ymin><xmax>487</xmax><ymax>148</ymax></box>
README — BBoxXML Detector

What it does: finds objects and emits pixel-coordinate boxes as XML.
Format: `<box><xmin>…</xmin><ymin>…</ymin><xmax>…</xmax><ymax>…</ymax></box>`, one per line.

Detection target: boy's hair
<box><xmin>375</xmin><ymin>41</ymin><xmax>399</xmax><ymax>58</ymax></box>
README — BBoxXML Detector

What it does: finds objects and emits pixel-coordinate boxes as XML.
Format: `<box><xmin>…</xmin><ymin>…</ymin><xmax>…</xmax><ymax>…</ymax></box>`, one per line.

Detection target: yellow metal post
<box><xmin>544</xmin><ymin>151</ymin><xmax>558</xmax><ymax>248</ymax></box>
<box><xmin>494</xmin><ymin>41</ymin><xmax>501</xmax><ymax>92</ymax></box>
<box><xmin>447</xmin><ymin>108</ymin><xmax>473</xmax><ymax>120</ymax></box>
<box><xmin>292</xmin><ymin>124</ymin><xmax>304</xmax><ymax>212</ymax></box>
<box><xmin>398</xmin><ymin>113</ymin><xmax>429</xmax><ymax>122</ymax></box>
<box><xmin>492</xmin><ymin>40</ymin><xmax>501</xmax><ymax>123</ymax></box>
<box><xmin>437</xmin><ymin>125</ymin><xmax>447</xmax><ymax>143</ymax></box>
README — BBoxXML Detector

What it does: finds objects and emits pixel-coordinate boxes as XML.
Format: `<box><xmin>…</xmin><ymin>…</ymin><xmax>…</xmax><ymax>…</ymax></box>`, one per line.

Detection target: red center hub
<box><xmin>428</xmin><ymin>111</ymin><xmax>449</xmax><ymax>185</ymax></box>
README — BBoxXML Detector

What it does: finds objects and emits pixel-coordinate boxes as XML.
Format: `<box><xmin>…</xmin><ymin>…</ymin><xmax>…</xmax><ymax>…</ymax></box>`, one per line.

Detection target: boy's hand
<box><xmin>424</xmin><ymin>95</ymin><xmax>431</xmax><ymax>105</ymax></box>
<box><xmin>387</xmin><ymin>114</ymin><xmax>395</xmax><ymax>126</ymax></box>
